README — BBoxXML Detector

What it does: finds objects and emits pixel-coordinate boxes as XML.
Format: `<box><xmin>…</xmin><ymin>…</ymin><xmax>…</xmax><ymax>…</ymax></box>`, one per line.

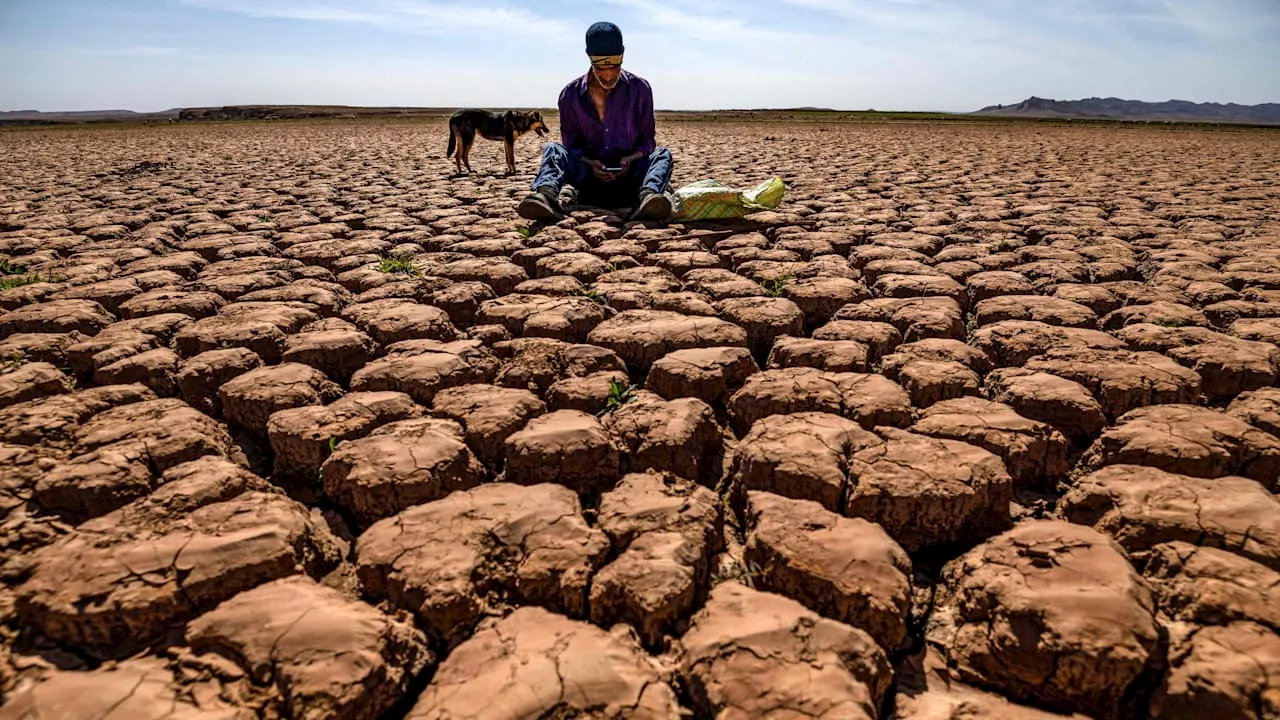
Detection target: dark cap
<box><xmin>585</xmin><ymin>21</ymin><xmax>624</xmax><ymax>56</ymax></box>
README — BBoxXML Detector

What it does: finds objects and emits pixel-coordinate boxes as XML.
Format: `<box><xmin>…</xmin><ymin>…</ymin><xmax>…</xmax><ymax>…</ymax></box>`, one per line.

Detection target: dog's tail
<box><xmin>446</xmin><ymin>125</ymin><xmax>456</xmax><ymax>158</ymax></box>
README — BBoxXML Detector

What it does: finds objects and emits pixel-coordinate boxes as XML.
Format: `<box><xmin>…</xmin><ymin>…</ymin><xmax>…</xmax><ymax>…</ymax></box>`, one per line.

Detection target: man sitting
<box><xmin>517</xmin><ymin>21</ymin><xmax>675</xmax><ymax>223</ymax></box>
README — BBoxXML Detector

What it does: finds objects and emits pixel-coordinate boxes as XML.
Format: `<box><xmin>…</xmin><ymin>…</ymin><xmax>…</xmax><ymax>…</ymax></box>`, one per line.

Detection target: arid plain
<box><xmin>1</xmin><ymin>116</ymin><xmax>1279</xmax><ymax>719</ymax></box>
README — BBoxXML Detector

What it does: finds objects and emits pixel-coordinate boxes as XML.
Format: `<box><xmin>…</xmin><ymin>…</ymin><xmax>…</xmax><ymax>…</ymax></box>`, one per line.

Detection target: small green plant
<box><xmin>517</xmin><ymin>226</ymin><xmax>532</xmax><ymax>238</ymax></box>
<box><xmin>0</xmin><ymin>259</ymin><xmax>28</xmax><ymax>275</ymax></box>
<box><xmin>575</xmin><ymin>287</ymin><xmax>610</xmax><ymax>307</ymax></box>
<box><xmin>0</xmin><ymin>273</ymin><xmax>47</xmax><ymax>290</ymax></box>
<box><xmin>760</xmin><ymin>273</ymin><xmax>792</xmax><ymax>298</ymax></box>
<box><xmin>377</xmin><ymin>257</ymin><xmax>420</xmax><ymax>276</ymax></box>
<box><xmin>710</xmin><ymin>558</ymin><xmax>764</xmax><ymax>588</ymax></box>
<box><xmin>597</xmin><ymin>379</ymin><xmax>637</xmax><ymax>416</ymax></box>
<box><xmin>328</xmin><ymin>436</ymin><xmax>340</xmax><ymax>453</ymax></box>
<box><xmin>1</xmin><ymin>350</ymin><xmax>27</xmax><ymax>373</ymax></box>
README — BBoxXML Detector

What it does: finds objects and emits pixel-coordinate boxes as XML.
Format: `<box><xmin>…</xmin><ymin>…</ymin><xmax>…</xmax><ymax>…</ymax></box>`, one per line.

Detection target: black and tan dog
<box><xmin>446</xmin><ymin>109</ymin><xmax>549</xmax><ymax>175</ymax></box>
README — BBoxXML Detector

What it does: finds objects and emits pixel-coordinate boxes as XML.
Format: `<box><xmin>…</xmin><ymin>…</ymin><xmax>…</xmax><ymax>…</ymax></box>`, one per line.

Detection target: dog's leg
<box><xmin>450</xmin><ymin>126</ymin><xmax>462</xmax><ymax>174</ymax></box>
<box><xmin>504</xmin><ymin>136</ymin><xmax>516</xmax><ymax>175</ymax></box>
<box><xmin>461</xmin><ymin>131</ymin><xmax>474</xmax><ymax>174</ymax></box>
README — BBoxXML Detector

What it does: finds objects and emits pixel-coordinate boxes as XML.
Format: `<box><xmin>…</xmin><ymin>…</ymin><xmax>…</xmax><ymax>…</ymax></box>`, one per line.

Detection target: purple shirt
<box><xmin>557</xmin><ymin>69</ymin><xmax>656</xmax><ymax>164</ymax></box>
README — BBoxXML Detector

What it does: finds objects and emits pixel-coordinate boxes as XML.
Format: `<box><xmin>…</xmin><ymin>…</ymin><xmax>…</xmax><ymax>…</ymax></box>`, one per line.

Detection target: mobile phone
<box><xmin>604</xmin><ymin>164</ymin><xmax>623</xmax><ymax>173</ymax></box>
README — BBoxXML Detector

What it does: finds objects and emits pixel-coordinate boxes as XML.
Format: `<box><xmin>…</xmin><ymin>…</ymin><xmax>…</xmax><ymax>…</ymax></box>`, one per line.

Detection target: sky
<box><xmin>1</xmin><ymin>0</ymin><xmax>1277</xmax><ymax>113</ymax></box>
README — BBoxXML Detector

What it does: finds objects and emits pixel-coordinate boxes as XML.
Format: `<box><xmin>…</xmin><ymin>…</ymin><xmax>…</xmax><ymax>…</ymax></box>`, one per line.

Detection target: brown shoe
<box><xmin>631</xmin><ymin>189</ymin><xmax>673</xmax><ymax>221</ymax></box>
<box><xmin>517</xmin><ymin>187</ymin><xmax>565</xmax><ymax>222</ymax></box>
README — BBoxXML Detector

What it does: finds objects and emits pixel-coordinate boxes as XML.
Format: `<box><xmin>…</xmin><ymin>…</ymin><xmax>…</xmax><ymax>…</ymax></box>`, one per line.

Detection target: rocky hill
<box><xmin>975</xmin><ymin>96</ymin><xmax>1280</xmax><ymax>124</ymax></box>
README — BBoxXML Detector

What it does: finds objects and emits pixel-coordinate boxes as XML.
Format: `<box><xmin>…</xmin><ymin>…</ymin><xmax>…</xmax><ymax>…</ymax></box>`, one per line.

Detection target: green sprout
<box><xmin>760</xmin><ymin>274</ymin><xmax>792</xmax><ymax>298</ymax></box>
<box><xmin>377</xmin><ymin>257</ymin><xmax>421</xmax><ymax>276</ymax></box>
<box><xmin>597</xmin><ymin>379</ymin><xmax>637</xmax><ymax>416</ymax></box>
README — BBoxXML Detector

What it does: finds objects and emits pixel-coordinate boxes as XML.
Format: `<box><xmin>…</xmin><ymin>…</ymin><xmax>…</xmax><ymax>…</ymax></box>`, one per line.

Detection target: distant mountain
<box><xmin>0</xmin><ymin>108</ymin><xmax>181</xmax><ymax>125</ymax></box>
<box><xmin>974</xmin><ymin>97</ymin><xmax>1280</xmax><ymax>125</ymax></box>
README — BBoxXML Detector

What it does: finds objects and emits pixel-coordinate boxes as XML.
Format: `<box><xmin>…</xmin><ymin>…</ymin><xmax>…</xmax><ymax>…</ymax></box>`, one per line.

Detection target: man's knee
<box><xmin>650</xmin><ymin>146</ymin><xmax>672</xmax><ymax>162</ymax></box>
<box><xmin>542</xmin><ymin>142</ymin><xmax>569</xmax><ymax>161</ymax></box>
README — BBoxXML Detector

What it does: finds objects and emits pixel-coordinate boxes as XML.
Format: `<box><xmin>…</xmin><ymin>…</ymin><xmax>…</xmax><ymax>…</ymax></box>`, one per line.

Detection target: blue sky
<box><xmin>1</xmin><ymin>0</ymin><xmax>1277</xmax><ymax>112</ymax></box>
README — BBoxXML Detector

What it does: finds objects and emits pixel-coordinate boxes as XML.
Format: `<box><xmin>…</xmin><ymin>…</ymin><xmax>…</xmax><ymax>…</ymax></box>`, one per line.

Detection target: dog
<box><xmin>446</xmin><ymin>109</ymin><xmax>549</xmax><ymax>175</ymax></box>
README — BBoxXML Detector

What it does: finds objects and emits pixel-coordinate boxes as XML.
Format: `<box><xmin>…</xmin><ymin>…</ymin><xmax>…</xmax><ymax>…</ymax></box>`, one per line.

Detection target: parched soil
<box><xmin>1</xmin><ymin>117</ymin><xmax>1279</xmax><ymax>719</ymax></box>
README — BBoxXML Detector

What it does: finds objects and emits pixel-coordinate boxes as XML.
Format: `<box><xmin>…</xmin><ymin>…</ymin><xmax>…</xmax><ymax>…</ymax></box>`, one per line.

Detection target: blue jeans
<box><xmin>532</xmin><ymin>143</ymin><xmax>673</xmax><ymax>208</ymax></box>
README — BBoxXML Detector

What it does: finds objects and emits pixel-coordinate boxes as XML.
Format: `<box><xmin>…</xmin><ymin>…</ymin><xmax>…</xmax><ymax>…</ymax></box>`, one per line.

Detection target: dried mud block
<box><xmin>428</xmin><ymin>279</ymin><xmax>494</xmax><ymax>328</ymax></box>
<box><xmin>174</xmin><ymin>302</ymin><xmax>320</xmax><ymax>362</ymax></box>
<box><xmin>66</xmin><ymin>329</ymin><xmax>157</xmax><ymax>379</ymax></box>
<box><xmin>1060</xmin><ymin>465</ymin><xmax>1280</xmax><ymax>571</ymax></box>
<box><xmin>0</xmin><ymin>657</ymin><xmax>249</xmax><ymax>720</ymax></box>
<box><xmin>534</xmin><ymin>251</ymin><xmax>611</xmax><ymax>282</ymax></box>
<box><xmin>350</xmin><ymin>339</ymin><xmax>498</xmax><ymax>405</ymax></box>
<box><xmin>713</xmin><ymin>296</ymin><xmax>805</xmax><ymax>361</ymax></box>
<box><xmin>1227</xmin><ymin>387</ymin><xmax>1280</xmax><ymax>437</ymax></box>
<box><xmin>964</xmin><ymin>270</ymin><xmax>1035</xmax><ymax>306</ymax></box>
<box><xmin>281</xmin><ymin>318</ymin><xmax>379</xmax><ymax>384</ymax></box>
<box><xmin>15</xmin><ymin>468</ymin><xmax>340</xmax><ymax>652</ymax></box>
<box><xmin>813</xmin><ymin>319</ymin><xmax>903</xmax><ymax>360</ymax></box>
<box><xmin>766</xmin><ymin>336</ymin><xmax>870</xmax><ymax>373</ymax></box>
<box><xmin>926</xmin><ymin>520</ymin><xmax>1159</xmax><ymax>720</ymax></box>
<box><xmin>602</xmin><ymin>392</ymin><xmax>722</xmax><ymax>485</ymax></box>
<box><xmin>971</xmin><ymin>320</ymin><xmax>1125</xmax><ymax>368</ymax></box>
<box><xmin>882</xmin><ymin>358</ymin><xmax>980</xmax><ymax>408</ymax></box>
<box><xmin>1151</xmin><ymin>621</ymin><xmax>1280</xmax><ymax>720</ymax></box>
<box><xmin>176</xmin><ymin>347</ymin><xmax>263</xmax><ymax>418</ymax></box>
<box><xmin>733</xmin><ymin>412</ymin><xmax>880</xmax><ymax>512</ymax></box>
<box><xmin>678</xmin><ymin>582</ymin><xmax>893</xmax><ymax>720</ymax></box>
<box><xmin>267</xmin><ymin>391</ymin><xmax>421</xmax><ymax>483</ymax></box>
<box><xmin>0</xmin><ymin>362</ymin><xmax>71</xmax><ymax>409</ymax></box>
<box><xmin>745</xmin><ymin>490</ymin><xmax>912</xmax><ymax>652</ymax></box>
<box><xmin>185</xmin><ymin>575</ymin><xmax>432</xmax><ymax>720</ymax></box>
<box><xmin>435</xmin><ymin>257</ymin><xmax>528</xmax><ymax>295</ymax></box>
<box><xmin>119</xmin><ymin>288</ymin><xmax>227</xmax><ymax>320</ymax></box>
<box><xmin>0</xmin><ymin>383</ymin><xmax>156</xmax><ymax>448</ymax></box>
<box><xmin>0</xmin><ymin>332</ymin><xmax>85</xmax><ymax>367</ymax></box>
<box><xmin>644</xmin><ymin>346</ymin><xmax>758</xmax><ymax>405</ymax></box>
<box><xmin>586</xmin><ymin>309</ymin><xmax>748</xmax><ymax>373</ymax></box>
<box><xmin>1100</xmin><ymin>301</ymin><xmax>1211</xmax><ymax>331</ymax></box>
<box><xmin>354</xmin><ymin>483</ymin><xmax>609</xmax><ymax>647</ymax></box>
<box><xmin>92</xmin><ymin>347</ymin><xmax>181</xmax><ymax>397</ymax></box>
<box><xmin>492</xmin><ymin>335</ymin><xmax>619</xmax><ymax>385</ymax></box>
<box><xmin>784</xmin><ymin>276</ymin><xmax>872</xmax><ymax>330</ymax></box>
<box><xmin>846</xmin><ymin>428</ymin><xmax>1013</xmax><ymax>552</ymax></box>
<box><xmin>0</xmin><ymin>298</ymin><xmax>115</xmax><ymax>336</ymax></box>
<box><xmin>985</xmin><ymin>368</ymin><xmax>1108</xmax><ymax>445</ymax></box>
<box><xmin>1079</xmin><ymin>404</ymin><xmax>1280</xmax><ymax>487</ymax></box>
<box><xmin>476</xmin><ymin>293</ymin><xmax>613</xmax><ymax>344</ymax></box>
<box><xmin>891</xmin><ymin>647</ymin><xmax>1093</xmax><ymax>720</ymax></box>
<box><xmin>544</xmin><ymin>369</ymin><xmax>628</xmax><ymax>413</ymax></box>
<box><xmin>219</xmin><ymin>363</ymin><xmax>343</xmax><ymax>434</ymax></box>
<box><xmin>974</xmin><ymin>295</ymin><xmax>1099</xmax><ymax>329</ymax></box>
<box><xmin>237</xmin><ymin>281</ymin><xmax>350</xmax><ymax>316</ymax></box>
<box><xmin>726</xmin><ymin>367</ymin><xmax>913</xmax><ymax>436</ymax></box>
<box><xmin>504</xmin><ymin>409</ymin><xmax>622</xmax><ymax>497</ymax></box>
<box><xmin>321</xmin><ymin>417</ymin><xmax>485</xmax><ymax>526</ymax></box>
<box><xmin>405</xmin><ymin>606</ymin><xmax>680</xmax><ymax>719</ymax></box>
<box><xmin>431</xmin><ymin>383</ymin><xmax>545</xmax><ymax>471</ymax></box>
<box><xmin>589</xmin><ymin>471</ymin><xmax>723</xmax><ymax>649</ymax></box>
<box><xmin>1023</xmin><ymin>348</ymin><xmax>1202</xmax><ymax>421</ymax></box>
<box><xmin>34</xmin><ymin>398</ymin><xmax>239</xmax><ymax>519</ymax></box>
<box><xmin>1115</xmin><ymin>323</ymin><xmax>1280</xmax><ymax>402</ymax></box>
<box><xmin>832</xmin><ymin>297</ymin><xmax>966</xmax><ymax>342</ymax></box>
<box><xmin>1144</xmin><ymin>542</ymin><xmax>1280</xmax><ymax>633</ymax></box>
<box><xmin>911</xmin><ymin>397</ymin><xmax>1071</xmax><ymax>489</ymax></box>
<box><xmin>882</xmin><ymin>338</ymin><xmax>993</xmax><ymax>375</ymax></box>
<box><xmin>1052</xmin><ymin>283</ymin><xmax>1121</xmax><ymax>316</ymax></box>
<box><xmin>340</xmin><ymin>298</ymin><xmax>460</xmax><ymax>346</ymax></box>
<box><xmin>1231</xmin><ymin>317</ymin><xmax>1280</xmax><ymax>345</ymax></box>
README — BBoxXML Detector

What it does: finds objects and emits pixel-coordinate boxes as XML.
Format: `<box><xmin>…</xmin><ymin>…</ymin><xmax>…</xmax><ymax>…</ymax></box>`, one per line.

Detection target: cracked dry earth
<box><xmin>0</xmin><ymin>118</ymin><xmax>1279</xmax><ymax>720</ymax></box>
